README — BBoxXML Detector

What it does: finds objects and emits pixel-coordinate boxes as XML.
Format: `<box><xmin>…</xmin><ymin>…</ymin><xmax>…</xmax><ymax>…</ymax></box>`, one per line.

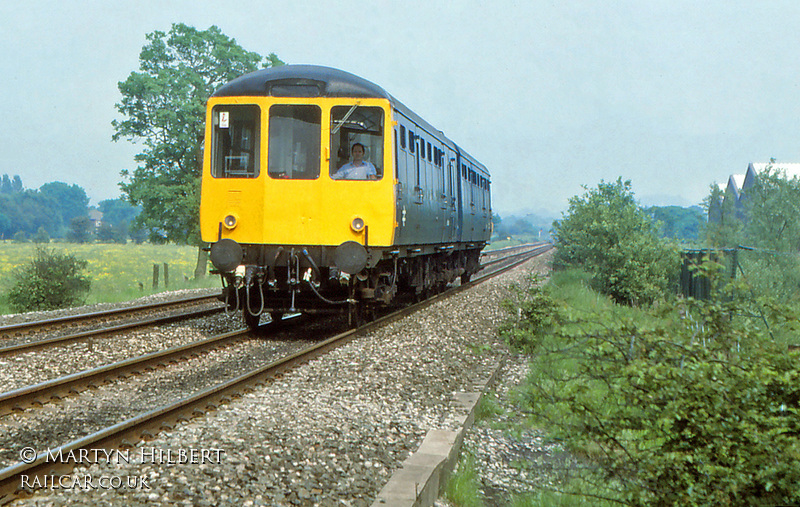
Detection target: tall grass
<box><xmin>445</xmin><ymin>454</ymin><xmax>484</xmax><ymax>507</ymax></box>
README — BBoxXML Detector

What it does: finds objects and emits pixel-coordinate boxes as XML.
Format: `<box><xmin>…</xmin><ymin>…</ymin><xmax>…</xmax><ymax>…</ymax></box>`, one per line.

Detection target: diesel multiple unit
<box><xmin>199</xmin><ymin>65</ymin><xmax>491</xmax><ymax>327</ymax></box>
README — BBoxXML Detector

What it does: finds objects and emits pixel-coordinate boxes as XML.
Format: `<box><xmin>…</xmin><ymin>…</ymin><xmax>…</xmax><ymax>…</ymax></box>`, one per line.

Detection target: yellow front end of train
<box><xmin>199</xmin><ymin>97</ymin><xmax>396</xmax><ymax>249</ymax></box>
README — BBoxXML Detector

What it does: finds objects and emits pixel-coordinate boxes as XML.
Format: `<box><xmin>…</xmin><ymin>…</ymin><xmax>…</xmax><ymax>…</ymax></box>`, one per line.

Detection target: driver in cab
<box><xmin>332</xmin><ymin>143</ymin><xmax>377</xmax><ymax>180</ymax></box>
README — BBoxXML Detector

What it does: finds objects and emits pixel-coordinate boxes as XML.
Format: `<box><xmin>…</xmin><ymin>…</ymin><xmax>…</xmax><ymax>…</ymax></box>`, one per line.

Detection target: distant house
<box><xmin>88</xmin><ymin>209</ymin><xmax>103</xmax><ymax>228</ymax></box>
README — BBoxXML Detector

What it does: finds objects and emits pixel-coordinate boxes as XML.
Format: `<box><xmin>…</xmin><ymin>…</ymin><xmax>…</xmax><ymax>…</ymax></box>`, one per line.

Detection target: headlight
<box><xmin>223</xmin><ymin>214</ymin><xmax>238</xmax><ymax>229</ymax></box>
<box><xmin>351</xmin><ymin>217</ymin><xmax>365</xmax><ymax>233</ymax></box>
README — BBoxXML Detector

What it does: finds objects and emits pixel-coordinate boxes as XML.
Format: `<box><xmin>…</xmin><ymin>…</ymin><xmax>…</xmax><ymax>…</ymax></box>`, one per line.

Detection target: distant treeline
<box><xmin>0</xmin><ymin>174</ymin><xmax>141</xmax><ymax>243</ymax></box>
<box><xmin>646</xmin><ymin>205</ymin><xmax>705</xmax><ymax>241</ymax></box>
<box><xmin>493</xmin><ymin>205</ymin><xmax>705</xmax><ymax>243</ymax></box>
<box><xmin>492</xmin><ymin>212</ymin><xmax>554</xmax><ymax>241</ymax></box>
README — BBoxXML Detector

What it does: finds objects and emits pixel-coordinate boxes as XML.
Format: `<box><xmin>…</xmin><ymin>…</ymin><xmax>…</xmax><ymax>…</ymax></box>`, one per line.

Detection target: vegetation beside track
<box><xmin>446</xmin><ymin>175</ymin><xmax>800</xmax><ymax>506</ymax></box>
<box><xmin>448</xmin><ymin>268</ymin><xmax>800</xmax><ymax>506</ymax></box>
<box><xmin>0</xmin><ymin>242</ymin><xmax>219</xmax><ymax>314</ymax></box>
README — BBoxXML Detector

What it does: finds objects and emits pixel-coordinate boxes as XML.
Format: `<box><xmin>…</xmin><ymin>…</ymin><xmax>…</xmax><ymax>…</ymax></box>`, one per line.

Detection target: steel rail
<box><xmin>0</xmin><ymin>293</ymin><xmax>221</xmax><ymax>340</ymax></box>
<box><xmin>0</xmin><ymin>306</ymin><xmax>224</xmax><ymax>357</ymax></box>
<box><xmin>0</xmin><ymin>246</ymin><xmax>551</xmax><ymax>504</ymax></box>
<box><xmin>0</xmin><ymin>313</ymin><xmax>306</xmax><ymax>416</ymax></box>
<box><xmin>481</xmin><ymin>243</ymin><xmax>552</xmax><ymax>270</ymax></box>
<box><xmin>480</xmin><ymin>241</ymin><xmax>548</xmax><ymax>259</ymax></box>
<box><xmin>0</xmin><ymin>329</ymin><xmax>248</xmax><ymax>416</ymax></box>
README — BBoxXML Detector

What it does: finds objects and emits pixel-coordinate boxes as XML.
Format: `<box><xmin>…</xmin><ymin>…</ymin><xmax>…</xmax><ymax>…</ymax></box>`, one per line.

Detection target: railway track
<box><xmin>0</xmin><ymin>243</ymin><xmax>551</xmax><ymax>504</ymax></box>
<box><xmin>0</xmin><ymin>292</ymin><xmax>223</xmax><ymax>344</ymax></box>
<box><xmin>0</xmin><ymin>293</ymin><xmax>225</xmax><ymax>356</ymax></box>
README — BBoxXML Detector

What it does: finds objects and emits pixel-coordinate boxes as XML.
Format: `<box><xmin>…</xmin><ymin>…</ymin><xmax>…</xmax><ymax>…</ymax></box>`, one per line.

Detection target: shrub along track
<box><xmin>0</xmin><ymin>244</ymin><xmax>551</xmax><ymax>504</ymax></box>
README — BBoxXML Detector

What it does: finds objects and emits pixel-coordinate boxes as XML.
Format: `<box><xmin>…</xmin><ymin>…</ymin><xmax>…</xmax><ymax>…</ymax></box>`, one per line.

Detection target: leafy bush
<box><xmin>7</xmin><ymin>248</ymin><xmax>91</xmax><ymax>311</ymax></box>
<box><xmin>504</xmin><ymin>267</ymin><xmax>800</xmax><ymax>505</ymax></box>
<box><xmin>501</xmin><ymin>274</ymin><xmax>563</xmax><ymax>353</ymax></box>
<box><xmin>552</xmin><ymin>178</ymin><xmax>680</xmax><ymax>305</ymax></box>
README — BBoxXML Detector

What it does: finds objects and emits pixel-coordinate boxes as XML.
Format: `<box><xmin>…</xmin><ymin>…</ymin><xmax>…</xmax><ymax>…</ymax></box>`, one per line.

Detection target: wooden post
<box><xmin>152</xmin><ymin>264</ymin><xmax>159</xmax><ymax>289</ymax></box>
<box><xmin>163</xmin><ymin>263</ymin><xmax>169</xmax><ymax>287</ymax></box>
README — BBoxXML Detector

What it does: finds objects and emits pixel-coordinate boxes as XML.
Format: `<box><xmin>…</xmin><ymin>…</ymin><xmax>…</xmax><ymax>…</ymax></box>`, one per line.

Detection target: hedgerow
<box><xmin>502</xmin><ymin>268</ymin><xmax>800</xmax><ymax>505</ymax></box>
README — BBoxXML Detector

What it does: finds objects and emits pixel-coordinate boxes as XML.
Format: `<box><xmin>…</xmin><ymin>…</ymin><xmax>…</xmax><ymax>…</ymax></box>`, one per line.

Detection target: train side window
<box><xmin>409</xmin><ymin>130</ymin><xmax>415</xmax><ymax>153</ymax></box>
<box><xmin>211</xmin><ymin>104</ymin><xmax>260</xmax><ymax>179</ymax></box>
<box><xmin>330</xmin><ymin>105</ymin><xmax>385</xmax><ymax>180</ymax></box>
<box><xmin>427</xmin><ymin>142</ymin><xmax>432</xmax><ymax>162</ymax></box>
<box><xmin>420</xmin><ymin>139</ymin><xmax>425</xmax><ymax>159</ymax></box>
<box><xmin>400</xmin><ymin>125</ymin><xmax>406</xmax><ymax>149</ymax></box>
<box><xmin>267</xmin><ymin>104</ymin><xmax>321</xmax><ymax>180</ymax></box>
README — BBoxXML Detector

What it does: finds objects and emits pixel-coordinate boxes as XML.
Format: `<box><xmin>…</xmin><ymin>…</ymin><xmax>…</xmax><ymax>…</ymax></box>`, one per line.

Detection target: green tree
<box><xmin>65</xmin><ymin>216</ymin><xmax>94</xmax><ymax>243</ymax></box>
<box><xmin>38</xmin><ymin>182</ymin><xmax>90</xmax><ymax>227</ymax></box>
<box><xmin>112</xmin><ymin>23</ymin><xmax>283</xmax><ymax>267</ymax></box>
<box><xmin>7</xmin><ymin>248</ymin><xmax>91</xmax><ymax>311</ymax></box>
<box><xmin>32</xmin><ymin>226</ymin><xmax>50</xmax><ymax>244</ymax></box>
<box><xmin>96</xmin><ymin>222</ymin><xmax>128</xmax><ymax>244</ymax></box>
<box><xmin>703</xmin><ymin>183</ymin><xmax>743</xmax><ymax>248</ymax></box>
<box><xmin>98</xmin><ymin>198</ymin><xmax>139</xmax><ymax>229</ymax></box>
<box><xmin>0</xmin><ymin>189</ymin><xmax>63</xmax><ymax>239</ymax></box>
<box><xmin>647</xmin><ymin>205</ymin><xmax>704</xmax><ymax>241</ymax></box>
<box><xmin>491</xmin><ymin>212</ymin><xmax>504</xmax><ymax>238</ymax></box>
<box><xmin>552</xmin><ymin>178</ymin><xmax>680</xmax><ymax>305</ymax></box>
<box><xmin>742</xmin><ymin>165</ymin><xmax>800</xmax><ymax>251</ymax></box>
<box><xmin>0</xmin><ymin>174</ymin><xmax>22</xmax><ymax>194</ymax></box>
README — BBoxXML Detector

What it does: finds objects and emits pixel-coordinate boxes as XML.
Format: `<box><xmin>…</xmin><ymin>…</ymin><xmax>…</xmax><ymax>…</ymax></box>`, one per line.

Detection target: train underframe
<box><xmin>214</xmin><ymin>244</ymin><xmax>483</xmax><ymax>329</ymax></box>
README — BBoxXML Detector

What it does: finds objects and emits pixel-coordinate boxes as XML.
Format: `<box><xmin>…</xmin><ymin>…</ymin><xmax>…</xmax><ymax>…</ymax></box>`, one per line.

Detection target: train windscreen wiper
<box><xmin>331</xmin><ymin>104</ymin><xmax>359</xmax><ymax>135</ymax></box>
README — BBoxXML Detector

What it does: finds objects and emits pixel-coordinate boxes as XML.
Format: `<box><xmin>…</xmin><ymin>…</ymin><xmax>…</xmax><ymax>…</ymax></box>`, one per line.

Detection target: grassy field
<box><xmin>0</xmin><ymin>238</ymin><xmax>549</xmax><ymax>314</ymax></box>
<box><xmin>0</xmin><ymin>242</ymin><xmax>221</xmax><ymax>314</ymax></box>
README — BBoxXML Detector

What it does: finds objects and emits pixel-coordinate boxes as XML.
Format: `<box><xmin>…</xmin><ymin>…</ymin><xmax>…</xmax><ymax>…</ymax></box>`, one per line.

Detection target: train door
<box><xmin>418</xmin><ymin>133</ymin><xmax>436</xmax><ymax>244</ymax></box>
<box><xmin>455</xmin><ymin>152</ymin><xmax>464</xmax><ymax>242</ymax></box>
<box><xmin>393</xmin><ymin>125</ymin><xmax>405</xmax><ymax>243</ymax></box>
<box><xmin>435</xmin><ymin>141</ymin><xmax>447</xmax><ymax>242</ymax></box>
<box><xmin>398</xmin><ymin>120</ymin><xmax>417</xmax><ymax>244</ymax></box>
<box><xmin>446</xmin><ymin>151</ymin><xmax>457</xmax><ymax>242</ymax></box>
<box><xmin>401</xmin><ymin>124</ymin><xmax>423</xmax><ymax>245</ymax></box>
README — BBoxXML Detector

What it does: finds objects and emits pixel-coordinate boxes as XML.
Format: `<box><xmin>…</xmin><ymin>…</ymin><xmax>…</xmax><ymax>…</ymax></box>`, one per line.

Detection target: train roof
<box><xmin>212</xmin><ymin>65</ymin><xmax>489</xmax><ymax>179</ymax></box>
<box><xmin>212</xmin><ymin>65</ymin><xmax>392</xmax><ymax>99</ymax></box>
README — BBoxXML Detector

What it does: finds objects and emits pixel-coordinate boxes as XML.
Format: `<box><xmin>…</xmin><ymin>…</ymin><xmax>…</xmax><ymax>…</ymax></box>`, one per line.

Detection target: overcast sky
<box><xmin>2</xmin><ymin>0</ymin><xmax>800</xmax><ymax>217</ymax></box>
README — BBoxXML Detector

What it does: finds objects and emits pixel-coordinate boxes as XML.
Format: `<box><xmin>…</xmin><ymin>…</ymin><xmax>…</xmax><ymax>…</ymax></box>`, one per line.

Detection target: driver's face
<box><xmin>352</xmin><ymin>145</ymin><xmax>364</xmax><ymax>161</ymax></box>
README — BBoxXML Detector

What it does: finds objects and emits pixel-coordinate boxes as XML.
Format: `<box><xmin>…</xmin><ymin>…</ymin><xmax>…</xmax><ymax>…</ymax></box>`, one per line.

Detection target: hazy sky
<box><xmin>2</xmin><ymin>1</ymin><xmax>800</xmax><ymax>217</ymax></box>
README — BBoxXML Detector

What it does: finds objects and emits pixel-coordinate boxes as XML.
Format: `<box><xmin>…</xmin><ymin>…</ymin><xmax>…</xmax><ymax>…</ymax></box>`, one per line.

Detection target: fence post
<box><xmin>163</xmin><ymin>263</ymin><xmax>169</xmax><ymax>287</ymax></box>
<box><xmin>152</xmin><ymin>264</ymin><xmax>159</xmax><ymax>289</ymax></box>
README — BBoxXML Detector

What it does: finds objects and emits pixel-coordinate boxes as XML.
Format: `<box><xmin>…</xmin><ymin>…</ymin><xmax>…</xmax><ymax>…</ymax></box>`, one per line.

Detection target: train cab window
<box><xmin>211</xmin><ymin>105</ymin><xmax>260</xmax><ymax>179</ymax></box>
<box><xmin>330</xmin><ymin>105</ymin><xmax>384</xmax><ymax>180</ymax></box>
<box><xmin>268</xmin><ymin>105</ymin><xmax>321</xmax><ymax>179</ymax></box>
